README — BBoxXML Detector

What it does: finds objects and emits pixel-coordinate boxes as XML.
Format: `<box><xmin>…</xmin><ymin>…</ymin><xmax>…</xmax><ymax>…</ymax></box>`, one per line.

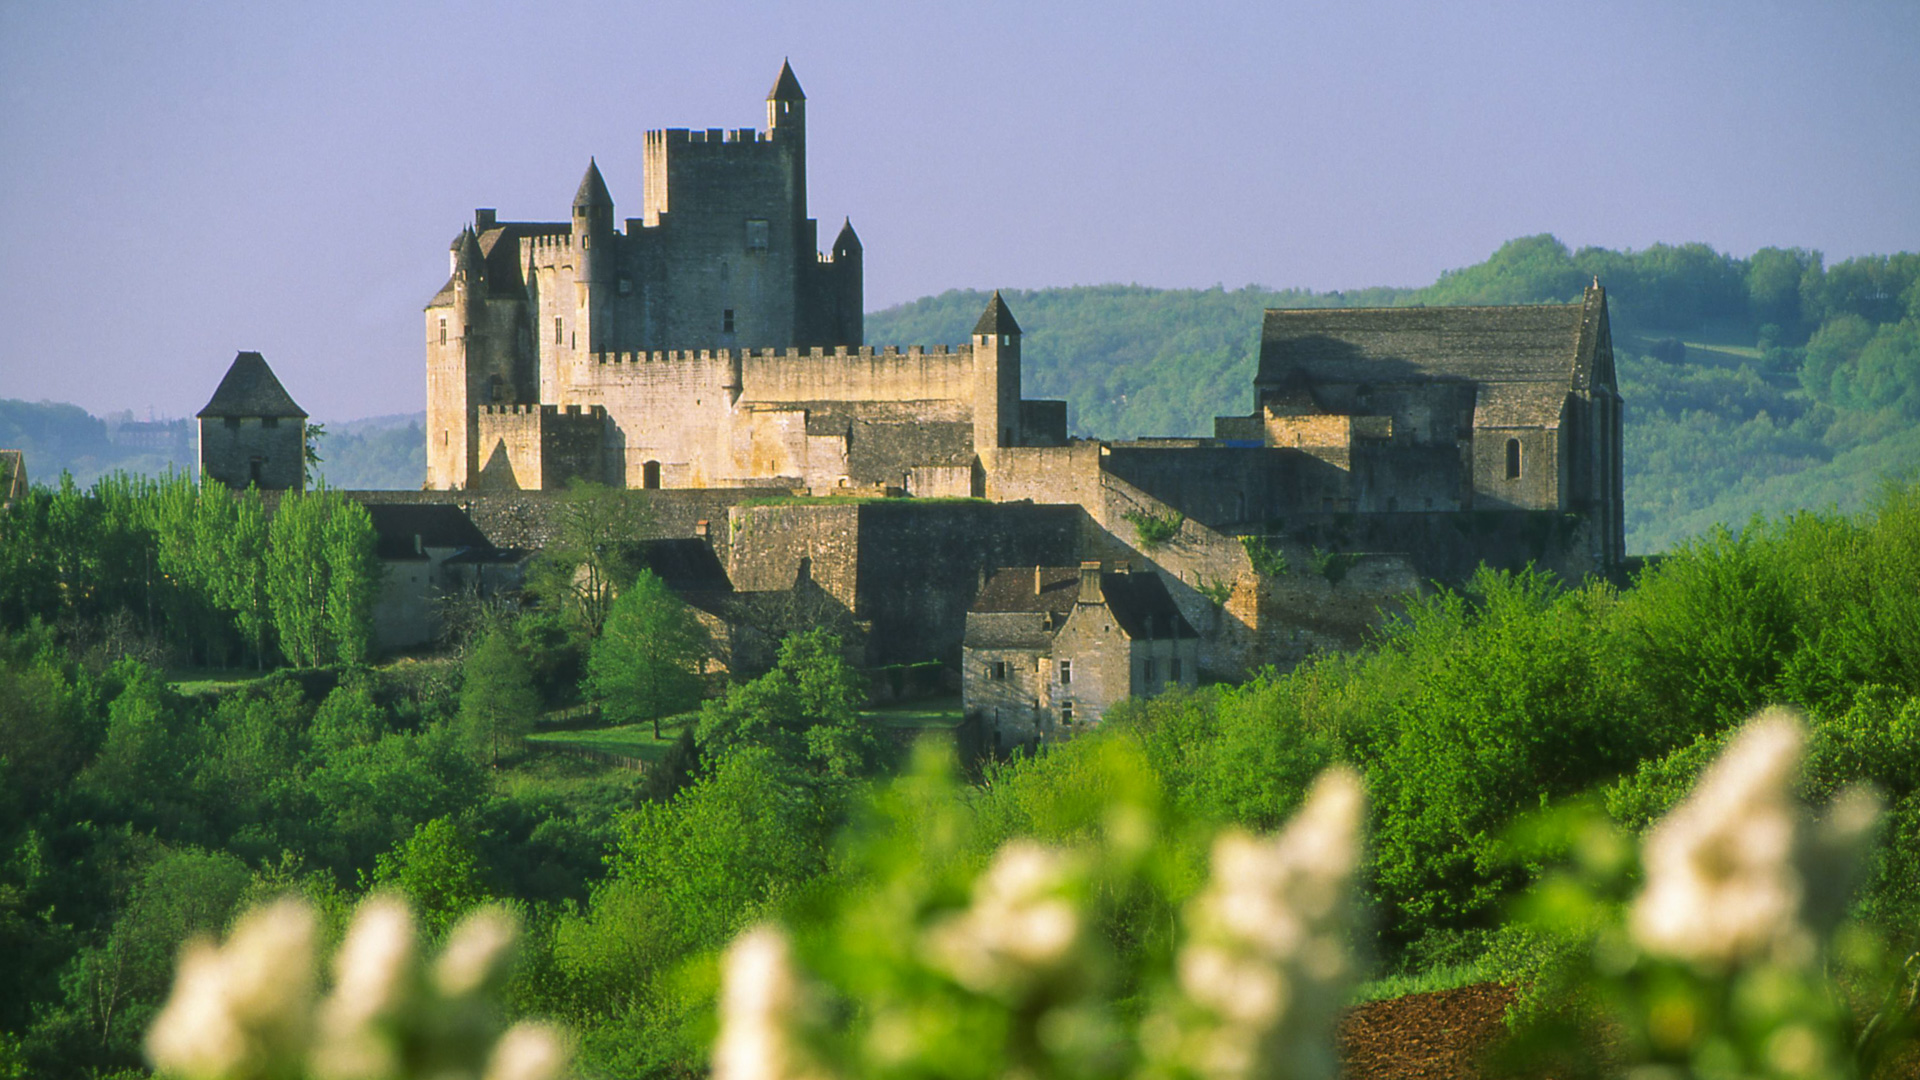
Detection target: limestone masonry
<box><xmin>398</xmin><ymin>60</ymin><xmax>1627</xmax><ymax>695</ymax></box>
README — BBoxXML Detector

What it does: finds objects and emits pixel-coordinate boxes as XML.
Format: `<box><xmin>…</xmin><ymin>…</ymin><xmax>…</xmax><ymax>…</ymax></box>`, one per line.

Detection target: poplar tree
<box><xmin>458</xmin><ymin>629</ymin><xmax>539</xmax><ymax>767</ymax></box>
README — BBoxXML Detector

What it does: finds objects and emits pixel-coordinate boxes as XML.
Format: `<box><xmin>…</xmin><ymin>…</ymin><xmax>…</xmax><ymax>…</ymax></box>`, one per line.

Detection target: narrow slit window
<box><xmin>439</xmin><ymin>318</ymin><xmax>447</xmax><ymax>345</ymax></box>
<box><xmin>1059</xmin><ymin>659</ymin><xmax>1072</xmax><ymax>685</ymax></box>
<box><xmin>723</xmin><ymin>309</ymin><xmax>735</xmax><ymax>334</ymax></box>
<box><xmin>1506</xmin><ymin>438</ymin><xmax>1522</xmax><ymax>480</ymax></box>
<box><xmin>555</xmin><ymin>317</ymin><xmax>563</xmax><ymax>345</ymax></box>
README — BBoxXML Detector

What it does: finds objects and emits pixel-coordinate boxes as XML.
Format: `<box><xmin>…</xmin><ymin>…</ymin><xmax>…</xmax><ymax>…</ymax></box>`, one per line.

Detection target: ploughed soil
<box><xmin>1338</xmin><ymin>983</ymin><xmax>1517</xmax><ymax>1080</ymax></box>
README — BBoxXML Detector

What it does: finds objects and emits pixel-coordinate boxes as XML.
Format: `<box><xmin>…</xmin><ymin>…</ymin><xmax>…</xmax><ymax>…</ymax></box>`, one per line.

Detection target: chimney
<box><xmin>476</xmin><ymin>208</ymin><xmax>496</xmax><ymax>230</ymax></box>
<box><xmin>1034</xmin><ymin>565</ymin><xmax>1046</xmax><ymax>596</ymax></box>
<box><xmin>1078</xmin><ymin>560</ymin><xmax>1103</xmax><ymax>605</ymax></box>
<box><xmin>694</xmin><ymin>519</ymin><xmax>710</xmax><ymax>538</ymax></box>
<box><xmin>413</xmin><ymin>534</ymin><xmax>423</xmax><ymax>556</ymax></box>
<box><xmin>1113</xmin><ymin>559</ymin><xmax>1130</xmax><ymax>576</ymax></box>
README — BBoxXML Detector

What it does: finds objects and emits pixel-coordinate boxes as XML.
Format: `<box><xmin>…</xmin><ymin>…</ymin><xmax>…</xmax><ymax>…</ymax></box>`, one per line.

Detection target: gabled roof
<box><xmin>973</xmin><ymin>291</ymin><xmax>1022</xmax><ymax>337</ymax></box>
<box><xmin>365</xmin><ymin>503</ymin><xmax>491</xmax><ymax>560</ymax></box>
<box><xmin>972</xmin><ymin>566</ymin><xmax>1081</xmax><ymax>615</ymax></box>
<box><xmin>1255</xmin><ymin>289</ymin><xmax>1613</xmax><ymax>429</ymax></box>
<box><xmin>574</xmin><ymin>158</ymin><xmax>612</xmax><ymax>210</ymax></box>
<box><xmin>968</xmin><ymin>566</ymin><xmax>1197</xmax><ymax>642</ymax></box>
<box><xmin>197</xmin><ymin>352</ymin><xmax>308</xmax><ymax>419</ymax></box>
<box><xmin>1257</xmin><ymin>303</ymin><xmax>1586</xmax><ymax>388</ymax></box>
<box><xmin>767</xmin><ymin>60</ymin><xmax>806</xmax><ymax>102</ymax></box>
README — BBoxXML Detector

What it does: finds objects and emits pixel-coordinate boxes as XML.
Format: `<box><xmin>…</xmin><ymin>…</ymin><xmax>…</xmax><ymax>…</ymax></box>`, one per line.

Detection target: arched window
<box><xmin>1506</xmin><ymin>438</ymin><xmax>1522</xmax><ymax>480</ymax></box>
<box><xmin>642</xmin><ymin>460</ymin><xmax>662</xmax><ymax>489</ymax></box>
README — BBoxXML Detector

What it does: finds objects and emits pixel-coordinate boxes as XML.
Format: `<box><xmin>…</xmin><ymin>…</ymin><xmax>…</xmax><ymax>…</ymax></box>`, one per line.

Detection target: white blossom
<box><xmin>309</xmin><ymin>895</ymin><xmax>417</xmax><ymax>1080</ymax></box>
<box><xmin>434</xmin><ymin>906</ymin><xmax>520</xmax><ymax>998</ymax></box>
<box><xmin>147</xmin><ymin>897</ymin><xmax>319</xmax><ymax>1080</ymax></box>
<box><xmin>924</xmin><ymin>840</ymin><xmax>1083</xmax><ymax>995</ymax></box>
<box><xmin>1631</xmin><ymin>709</ymin><xmax>1813</xmax><ymax>968</ymax></box>
<box><xmin>483</xmin><ymin>1022</ymin><xmax>572</xmax><ymax>1080</ymax></box>
<box><xmin>714</xmin><ymin>925</ymin><xmax>821</xmax><ymax>1080</ymax></box>
<box><xmin>1160</xmin><ymin>767</ymin><xmax>1364</xmax><ymax>1080</ymax></box>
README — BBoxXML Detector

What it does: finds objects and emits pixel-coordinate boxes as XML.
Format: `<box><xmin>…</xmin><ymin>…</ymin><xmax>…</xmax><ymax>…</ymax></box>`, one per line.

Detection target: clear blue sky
<box><xmin>2</xmin><ymin>1</ymin><xmax>1916</xmax><ymax>422</ymax></box>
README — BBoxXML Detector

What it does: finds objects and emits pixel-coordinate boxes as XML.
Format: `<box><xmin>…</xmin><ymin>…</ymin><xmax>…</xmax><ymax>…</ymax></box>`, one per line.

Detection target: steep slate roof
<box><xmin>197</xmin><ymin>352</ymin><xmax>308</xmax><ymax>419</ymax></box>
<box><xmin>968</xmin><ymin>566</ymin><xmax>1197</xmax><ymax>641</ymax></box>
<box><xmin>365</xmin><ymin>503</ymin><xmax>491</xmax><ymax>560</ymax></box>
<box><xmin>973</xmin><ymin>291</ymin><xmax>1022</xmax><ymax>336</ymax></box>
<box><xmin>1254</xmin><ymin>291</ymin><xmax>1612</xmax><ymax>429</ymax></box>
<box><xmin>574</xmin><ymin>158</ymin><xmax>612</xmax><ymax>210</ymax></box>
<box><xmin>767</xmin><ymin>60</ymin><xmax>806</xmax><ymax>101</ymax></box>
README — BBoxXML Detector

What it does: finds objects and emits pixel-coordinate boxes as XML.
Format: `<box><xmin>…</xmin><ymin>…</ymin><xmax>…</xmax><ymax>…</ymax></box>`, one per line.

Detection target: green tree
<box><xmin>585</xmin><ymin>569</ymin><xmax>708</xmax><ymax>738</ymax></box>
<box><xmin>266</xmin><ymin>489</ymin><xmax>381</xmax><ymax>666</ymax></box>
<box><xmin>696</xmin><ymin>629</ymin><xmax>878</xmax><ymax>780</ymax></box>
<box><xmin>457</xmin><ymin>630</ymin><xmax>539</xmax><ymax>767</ymax></box>
<box><xmin>369</xmin><ymin>816</ymin><xmax>488</xmax><ymax>937</ymax></box>
<box><xmin>530</xmin><ymin>481</ymin><xmax>653</xmax><ymax>636</ymax></box>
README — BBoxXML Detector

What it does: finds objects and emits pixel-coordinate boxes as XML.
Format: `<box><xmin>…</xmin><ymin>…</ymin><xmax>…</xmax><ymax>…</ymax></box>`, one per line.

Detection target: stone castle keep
<box><xmin>426</xmin><ymin>62</ymin><xmax>1064</xmax><ymax>495</ymax></box>
<box><xmin>394</xmin><ymin>60</ymin><xmax>1628</xmax><ymax>709</ymax></box>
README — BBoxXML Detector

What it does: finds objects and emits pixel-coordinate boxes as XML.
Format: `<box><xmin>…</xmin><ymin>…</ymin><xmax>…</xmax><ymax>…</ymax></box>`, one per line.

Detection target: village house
<box><xmin>963</xmin><ymin>561</ymin><xmax>1198</xmax><ymax>748</ymax></box>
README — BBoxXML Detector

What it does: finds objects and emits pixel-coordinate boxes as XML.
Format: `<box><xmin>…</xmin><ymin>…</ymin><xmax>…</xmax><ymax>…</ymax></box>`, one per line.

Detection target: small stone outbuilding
<box><xmin>197</xmin><ymin>351</ymin><xmax>308</xmax><ymax>492</ymax></box>
<box><xmin>964</xmin><ymin>561</ymin><xmax>1198</xmax><ymax>750</ymax></box>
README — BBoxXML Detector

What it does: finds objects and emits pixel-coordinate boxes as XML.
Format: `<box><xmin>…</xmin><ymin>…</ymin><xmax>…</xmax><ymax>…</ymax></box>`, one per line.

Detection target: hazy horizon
<box><xmin>3</xmin><ymin>1</ymin><xmax>1916</xmax><ymax>421</ymax></box>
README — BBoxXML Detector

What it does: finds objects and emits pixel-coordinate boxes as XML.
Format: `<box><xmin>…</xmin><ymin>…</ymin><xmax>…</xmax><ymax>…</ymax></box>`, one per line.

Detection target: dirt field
<box><xmin>1339</xmin><ymin>983</ymin><xmax>1517</xmax><ymax>1080</ymax></box>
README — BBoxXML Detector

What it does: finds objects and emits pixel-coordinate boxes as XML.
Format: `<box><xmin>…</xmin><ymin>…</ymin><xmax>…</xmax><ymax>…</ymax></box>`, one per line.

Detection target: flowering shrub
<box><xmin>1506</xmin><ymin>708</ymin><xmax>1918</xmax><ymax>1080</ymax></box>
<box><xmin>146</xmin><ymin>896</ymin><xmax>568</xmax><ymax>1080</ymax></box>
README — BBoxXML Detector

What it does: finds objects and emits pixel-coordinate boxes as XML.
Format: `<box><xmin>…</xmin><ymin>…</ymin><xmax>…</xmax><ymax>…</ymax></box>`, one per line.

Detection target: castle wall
<box><xmin>199</xmin><ymin>417</ymin><xmax>305</xmax><ymax>491</ymax></box>
<box><xmin>1471</xmin><ymin>426</ymin><xmax>1562</xmax><ymax>510</ymax></box>
<box><xmin>741</xmin><ymin>346</ymin><xmax>975</xmax><ymax>403</ymax></box>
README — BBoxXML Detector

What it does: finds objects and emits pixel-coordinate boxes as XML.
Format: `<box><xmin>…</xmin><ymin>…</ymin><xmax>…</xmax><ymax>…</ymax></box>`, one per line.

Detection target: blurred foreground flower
<box><xmin>147</xmin><ymin>894</ymin><xmax>571</xmax><ymax>1080</ymax></box>
<box><xmin>1148</xmin><ymin>767</ymin><xmax>1366</xmax><ymax>1080</ymax></box>
<box><xmin>714</xmin><ymin>925</ymin><xmax>825</xmax><ymax>1080</ymax></box>
<box><xmin>1631</xmin><ymin>708</ymin><xmax>1880</xmax><ymax>971</ymax></box>
<box><xmin>923</xmin><ymin>840</ymin><xmax>1085</xmax><ymax>995</ymax></box>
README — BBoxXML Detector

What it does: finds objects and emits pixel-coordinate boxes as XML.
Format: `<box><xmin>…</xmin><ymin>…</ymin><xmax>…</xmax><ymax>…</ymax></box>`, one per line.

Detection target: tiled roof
<box><xmin>196</xmin><ymin>352</ymin><xmax>308</xmax><ymax>419</ymax></box>
<box><xmin>968</xmin><ymin>566</ymin><xmax>1197</xmax><ymax>641</ymax></box>
<box><xmin>971</xmin><ymin>566</ymin><xmax>1081</xmax><ymax>615</ymax></box>
<box><xmin>965</xmin><ymin>611</ymin><xmax>1055</xmax><ymax>651</ymax></box>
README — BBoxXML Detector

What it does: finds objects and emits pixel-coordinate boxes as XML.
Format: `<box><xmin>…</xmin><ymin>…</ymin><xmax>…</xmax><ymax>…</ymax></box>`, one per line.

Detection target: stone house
<box><xmin>197</xmin><ymin>351</ymin><xmax>308</xmax><ymax>492</ymax></box>
<box><xmin>964</xmin><ymin>561</ymin><xmax>1198</xmax><ymax>749</ymax></box>
<box><xmin>365</xmin><ymin>503</ymin><xmax>526</xmax><ymax>651</ymax></box>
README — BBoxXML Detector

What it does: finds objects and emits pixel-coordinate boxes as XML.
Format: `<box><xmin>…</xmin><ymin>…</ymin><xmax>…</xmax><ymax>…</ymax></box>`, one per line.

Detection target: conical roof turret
<box><xmin>833</xmin><ymin>217</ymin><xmax>862</xmax><ymax>253</ymax></box>
<box><xmin>573</xmin><ymin>158</ymin><xmax>612</xmax><ymax>211</ymax></box>
<box><xmin>973</xmin><ymin>291</ymin><xmax>1021</xmax><ymax>337</ymax></box>
<box><xmin>767</xmin><ymin>59</ymin><xmax>806</xmax><ymax>102</ymax></box>
<box><xmin>453</xmin><ymin>226</ymin><xmax>482</xmax><ymax>271</ymax></box>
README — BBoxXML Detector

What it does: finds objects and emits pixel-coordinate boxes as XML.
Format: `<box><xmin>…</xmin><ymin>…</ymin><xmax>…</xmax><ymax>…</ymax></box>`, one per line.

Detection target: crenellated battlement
<box><xmin>525</xmin><ymin>233</ymin><xmax>576</xmax><ymax>254</ymax></box>
<box><xmin>478</xmin><ymin>403</ymin><xmax>606</xmax><ymax>420</ymax></box>
<box><xmin>592</xmin><ymin>344</ymin><xmax>966</xmax><ymax>366</ymax></box>
<box><xmin>647</xmin><ymin>127</ymin><xmax>772</xmax><ymax>151</ymax></box>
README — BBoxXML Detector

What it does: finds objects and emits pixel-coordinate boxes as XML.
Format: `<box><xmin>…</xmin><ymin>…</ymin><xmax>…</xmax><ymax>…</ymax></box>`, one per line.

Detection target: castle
<box><xmin>426</xmin><ymin>62</ymin><xmax>1065</xmax><ymax>495</ymax></box>
<box><xmin>408</xmin><ymin>60</ymin><xmax>1625</xmax><ymax>689</ymax></box>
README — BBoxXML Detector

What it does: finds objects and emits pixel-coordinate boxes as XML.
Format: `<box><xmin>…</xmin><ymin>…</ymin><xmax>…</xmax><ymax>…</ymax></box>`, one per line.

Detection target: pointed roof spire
<box><xmin>197</xmin><ymin>352</ymin><xmax>308</xmax><ymax>420</ymax></box>
<box><xmin>454</xmin><ymin>225</ymin><xmax>482</xmax><ymax>267</ymax></box>
<box><xmin>833</xmin><ymin>217</ymin><xmax>862</xmax><ymax>252</ymax></box>
<box><xmin>767</xmin><ymin>59</ymin><xmax>806</xmax><ymax>102</ymax></box>
<box><xmin>973</xmin><ymin>291</ymin><xmax>1022</xmax><ymax>337</ymax></box>
<box><xmin>574</xmin><ymin>157</ymin><xmax>612</xmax><ymax>210</ymax></box>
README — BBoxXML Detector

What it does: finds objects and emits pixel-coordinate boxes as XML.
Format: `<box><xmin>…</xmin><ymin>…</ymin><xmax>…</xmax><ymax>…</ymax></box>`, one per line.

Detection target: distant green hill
<box><xmin>869</xmin><ymin>237</ymin><xmax>1920</xmax><ymax>554</ymax></box>
<box><xmin>0</xmin><ymin>404</ymin><xmax>425</xmax><ymax>491</ymax></box>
